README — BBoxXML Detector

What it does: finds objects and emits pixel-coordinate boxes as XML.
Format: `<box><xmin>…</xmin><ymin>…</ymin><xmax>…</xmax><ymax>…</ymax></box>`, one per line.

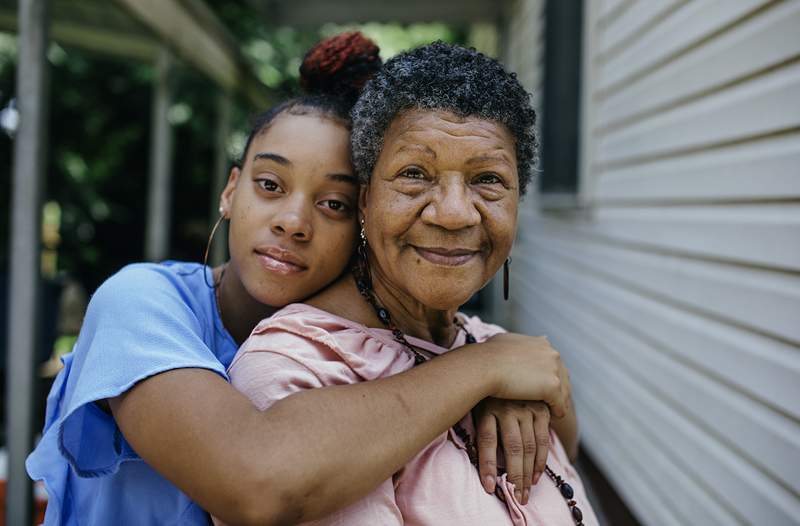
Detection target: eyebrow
<box><xmin>253</xmin><ymin>152</ymin><xmax>291</xmax><ymax>165</ymax></box>
<box><xmin>396</xmin><ymin>144</ymin><xmax>437</xmax><ymax>158</ymax></box>
<box><xmin>327</xmin><ymin>173</ymin><xmax>359</xmax><ymax>185</ymax></box>
<box><xmin>466</xmin><ymin>153</ymin><xmax>513</xmax><ymax>166</ymax></box>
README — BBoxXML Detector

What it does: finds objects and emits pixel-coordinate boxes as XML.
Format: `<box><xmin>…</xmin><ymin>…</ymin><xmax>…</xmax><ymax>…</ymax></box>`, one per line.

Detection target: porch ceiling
<box><xmin>0</xmin><ymin>0</ymin><xmax>274</xmax><ymax>107</ymax></box>
<box><xmin>246</xmin><ymin>0</ymin><xmax>504</xmax><ymax>26</ymax></box>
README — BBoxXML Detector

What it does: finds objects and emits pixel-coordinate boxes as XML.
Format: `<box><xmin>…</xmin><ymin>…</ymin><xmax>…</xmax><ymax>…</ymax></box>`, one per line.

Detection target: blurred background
<box><xmin>1</xmin><ymin>0</ymin><xmax>798</xmax><ymax>524</ymax></box>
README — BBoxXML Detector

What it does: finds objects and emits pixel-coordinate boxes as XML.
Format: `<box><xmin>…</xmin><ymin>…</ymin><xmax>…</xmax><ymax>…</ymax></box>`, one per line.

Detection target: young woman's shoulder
<box><xmin>93</xmin><ymin>261</ymin><xmax>208</xmax><ymax>306</ymax></box>
<box><xmin>26</xmin><ymin>260</ymin><xmax>232</xmax><ymax>523</ymax></box>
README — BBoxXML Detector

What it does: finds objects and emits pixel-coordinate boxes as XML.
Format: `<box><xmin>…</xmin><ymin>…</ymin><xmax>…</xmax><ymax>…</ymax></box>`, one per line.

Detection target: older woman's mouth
<box><xmin>413</xmin><ymin>246</ymin><xmax>480</xmax><ymax>266</ymax></box>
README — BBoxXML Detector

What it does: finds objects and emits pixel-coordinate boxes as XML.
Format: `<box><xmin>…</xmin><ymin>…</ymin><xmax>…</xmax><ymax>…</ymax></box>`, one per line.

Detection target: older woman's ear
<box><xmin>358</xmin><ymin>184</ymin><xmax>370</xmax><ymax>222</ymax></box>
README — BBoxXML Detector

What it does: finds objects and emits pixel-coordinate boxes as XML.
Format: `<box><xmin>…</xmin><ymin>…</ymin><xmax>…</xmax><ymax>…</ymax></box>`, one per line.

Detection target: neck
<box><xmin>214</xmin><ymin>264</ymin><xmax>277</xmax><ymax>345</ymax></box>
<box><xmin>368</xmin><ymin>262</ymin><xmax>459</xmax><ymax>348</ymax></box>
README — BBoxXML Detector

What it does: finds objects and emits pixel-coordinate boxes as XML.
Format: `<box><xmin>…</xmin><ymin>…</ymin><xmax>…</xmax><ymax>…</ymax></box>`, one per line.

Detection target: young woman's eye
<box><xmin>399</xmin><ymin>167</ymin><xmax>426</xmax><ymax>180</ymax></box>
<box><xmin>320</xmin><ymin>200</ymin><xmax>350</xmax><ymax>212</ymax></box>
<box><xmin>257</xmin><ymin>178</ymin><xmax>281</xmax><ymax>192</ymax></box>
<box><xmin>475</xmin><ymin>172</ymin><xmax>502</xmax><ymax>185</ymax></box>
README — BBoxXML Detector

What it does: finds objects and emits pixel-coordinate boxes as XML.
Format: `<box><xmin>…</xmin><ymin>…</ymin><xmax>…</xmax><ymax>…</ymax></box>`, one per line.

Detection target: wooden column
<box><xmin>144</xmin><ymin>47</ymin><xmax>175</xmax><ymax>262</ymax></box>
<box><xmin>209</xmin><ymin>91</ymin><xmax>232</xmax><ymax>266</ymax></box>
<box><xmin>5</xmin><ymin>0</ymin><xmax>51</xmax><ymax>524</ymax></box>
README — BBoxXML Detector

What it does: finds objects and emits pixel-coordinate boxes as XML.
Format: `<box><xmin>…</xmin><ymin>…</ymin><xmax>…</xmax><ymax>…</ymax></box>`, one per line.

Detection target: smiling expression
<box><xmin>361</xmin><ymin>109</ymin><xmax>520</xmax><ymax>310</ymax></box>
<box><xmin>221</xmin><ymin>113</ymin><xmax>359</xmax><ymax>307</ymax></box>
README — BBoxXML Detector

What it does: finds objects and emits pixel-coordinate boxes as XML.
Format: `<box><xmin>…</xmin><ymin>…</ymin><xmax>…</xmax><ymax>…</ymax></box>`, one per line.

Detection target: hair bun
<box><xmin>300</xmin><ymin>32</ymin><xmax>382</xmax><ymax>104</ymax></box>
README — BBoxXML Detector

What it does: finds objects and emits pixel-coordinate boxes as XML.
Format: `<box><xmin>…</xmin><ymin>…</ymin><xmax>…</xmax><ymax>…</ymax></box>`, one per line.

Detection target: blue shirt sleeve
<box><xmin>55</xmin><ymin>264</ymin><xmax>227</xmax><ymax>477</ymax></box>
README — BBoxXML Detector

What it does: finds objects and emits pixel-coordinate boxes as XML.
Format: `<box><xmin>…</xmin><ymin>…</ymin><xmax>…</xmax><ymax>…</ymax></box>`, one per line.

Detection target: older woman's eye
<box><xmin>475</xmin><ymin>173</ymin><xmax>503</xmax><ymax>185</ymax></box>
<box><xmin>399</xmin><ymin>167</ymin><xmax>426</xmax><ymax>180</ymax></box>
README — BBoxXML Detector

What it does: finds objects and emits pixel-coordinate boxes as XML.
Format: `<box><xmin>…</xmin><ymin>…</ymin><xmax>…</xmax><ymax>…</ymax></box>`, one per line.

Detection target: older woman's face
<box><xmin>362</xmin><ymin>109</ymin><xmax>519</xmax><ymax>310</ymax></box>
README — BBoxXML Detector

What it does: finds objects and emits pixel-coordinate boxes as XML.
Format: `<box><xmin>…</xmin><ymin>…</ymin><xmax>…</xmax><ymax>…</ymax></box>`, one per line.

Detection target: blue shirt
<box><xmin>27</xmin><ymin>261</ymin><xmax>239</xmax><ymax>525</ymax></box>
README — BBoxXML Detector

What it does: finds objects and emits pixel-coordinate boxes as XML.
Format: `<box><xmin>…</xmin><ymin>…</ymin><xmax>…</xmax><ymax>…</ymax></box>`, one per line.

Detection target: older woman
<box><xmin>227</xmin><ymin>43</ymin><xmax>597</xmax><ymax>525</ymax></box>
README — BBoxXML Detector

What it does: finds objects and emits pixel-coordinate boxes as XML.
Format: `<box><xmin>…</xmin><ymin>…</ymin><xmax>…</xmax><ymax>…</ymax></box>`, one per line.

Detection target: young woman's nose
<box><xmin>270</xmin><ymin>197</ymin><xmax>313</xmax><ymax>241</ymax></box>
<box><xmin>421</xmin><ymin>177</ymin><xmax>481</xmax><ymax>231</ymax></box>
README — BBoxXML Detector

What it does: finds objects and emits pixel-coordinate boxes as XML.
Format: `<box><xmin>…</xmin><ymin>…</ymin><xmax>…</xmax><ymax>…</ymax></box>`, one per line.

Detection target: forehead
<box><xmin>383</xmin><ymin>109</ymin><xmax>516</xmax><ymax>153</ymax></box>
<box><xmin>250</xmin><ymin>113</ymin><xmax>350</xmax><ymax>159</ymax></box>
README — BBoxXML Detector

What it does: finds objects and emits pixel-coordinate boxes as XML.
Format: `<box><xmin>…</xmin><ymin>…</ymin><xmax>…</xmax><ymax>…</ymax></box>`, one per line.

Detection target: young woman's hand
<box><xmin>473</xmin><ymin>398</ymin><xmax>550</xmax><ymax>504</ymax></box>
<box><xmin>478</xmin><ymin>333</ymin><xmax>571</xmax><ymax>416</ymax></box>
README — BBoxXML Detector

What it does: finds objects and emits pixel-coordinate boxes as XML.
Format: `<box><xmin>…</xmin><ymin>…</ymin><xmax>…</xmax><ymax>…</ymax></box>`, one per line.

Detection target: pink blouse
<box><xmin>224</xmin><ymin>303</ymin><xmax>599</xmax><ymax>526</ymax></box>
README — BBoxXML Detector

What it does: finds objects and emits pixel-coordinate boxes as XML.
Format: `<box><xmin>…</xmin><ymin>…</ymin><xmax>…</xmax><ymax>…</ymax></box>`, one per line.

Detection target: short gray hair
<box><xmin>350</xmin><ymin>42</ymin><xmax>538</xmax><ymax>195</ymax></box>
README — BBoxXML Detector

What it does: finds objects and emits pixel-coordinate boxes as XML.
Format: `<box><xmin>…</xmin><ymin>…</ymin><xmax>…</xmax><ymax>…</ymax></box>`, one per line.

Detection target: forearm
<box><xmin>549</xmin><ymin>393</ymin><xmax>578</xmax><ymax>461</ymax></box>
<box><xmin>113</xmin><ymin>346</ymin><xmax>497</xmax><ymax>525</ymax></box>
<box><xmin>257</xmin><ymin>345</ymin><xmax>495</xmax><ymax>522</ymax></box>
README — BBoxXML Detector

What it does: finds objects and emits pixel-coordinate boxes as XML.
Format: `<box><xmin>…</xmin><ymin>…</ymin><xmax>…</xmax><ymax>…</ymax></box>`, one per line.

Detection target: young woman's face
<box><xmin>221</xmin><ymin>112</ymin><xmax>359</xmax><ymax>307</ymax></box>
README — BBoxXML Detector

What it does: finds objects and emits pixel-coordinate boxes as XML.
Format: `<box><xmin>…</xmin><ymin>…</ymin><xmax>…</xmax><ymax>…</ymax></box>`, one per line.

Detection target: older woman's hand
<box><xmin>474</xmin><ymin>398</ymin><xmax>550</xmax><ymax>505</ymax></box>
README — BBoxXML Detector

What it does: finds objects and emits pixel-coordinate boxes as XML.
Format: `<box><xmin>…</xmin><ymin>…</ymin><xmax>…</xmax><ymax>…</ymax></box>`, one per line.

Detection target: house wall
<box><xmin>500</xmin><ymin>1</ymin><xmax>800</xmax><ymax>524</ymax></box>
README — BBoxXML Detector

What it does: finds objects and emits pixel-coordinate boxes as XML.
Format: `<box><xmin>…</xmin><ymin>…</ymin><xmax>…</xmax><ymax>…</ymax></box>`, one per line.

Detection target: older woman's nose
<box><xmin>270</xmin><ymin>198</ymin><xmax>313</xmax><ymax>241</ymax></box>
<box><xmin>421</xmin><ymin>180</ymin><xmax>481</xmax><ymax>230</ymax></box>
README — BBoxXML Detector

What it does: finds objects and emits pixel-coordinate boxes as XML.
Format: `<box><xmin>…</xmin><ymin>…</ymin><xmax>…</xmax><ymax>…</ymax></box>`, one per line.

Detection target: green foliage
<box><xmin>0</xmin><ymin>2</ymin><xmax>466</xmax><ymax>292</ymax></box>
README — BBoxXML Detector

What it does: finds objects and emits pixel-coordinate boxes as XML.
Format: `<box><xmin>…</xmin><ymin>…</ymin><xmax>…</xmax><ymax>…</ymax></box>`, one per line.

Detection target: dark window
<box><xmin>540</xmin><ymin>0</ymin><xmax>584</xmax><ymax>195</ymax></box>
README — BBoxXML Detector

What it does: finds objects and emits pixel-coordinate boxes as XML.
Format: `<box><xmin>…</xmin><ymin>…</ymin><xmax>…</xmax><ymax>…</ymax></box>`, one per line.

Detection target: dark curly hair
<box><xmin>351</xmin><ymin>42</ymin><xmax>538</xmax><ymax>195</ymax></box>
<box><xmin>237</xmin><ymin>32</ymin><xmax>382</xmax><ymax>167</ymax></box>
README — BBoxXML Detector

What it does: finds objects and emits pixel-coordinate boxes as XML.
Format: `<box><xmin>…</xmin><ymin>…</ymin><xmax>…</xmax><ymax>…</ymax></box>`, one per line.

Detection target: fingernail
<box><xmin>483</xmin><ymin>475</ymin><xmax>496</xmax><ymax>493</ymax></box>
<box><xmin>533</xmin><ymin>472</ymin><xmax>541</xmax><ymax>485</ymax></box>
<box><xmin>522</xmin><ymin>488</ymin><xmax>529</xmax><ymax>504</ymax></box>
<box><xmin>515</xmin><ymin>489</ymin><xmax>522</xmax><ymax>502</ymax></box>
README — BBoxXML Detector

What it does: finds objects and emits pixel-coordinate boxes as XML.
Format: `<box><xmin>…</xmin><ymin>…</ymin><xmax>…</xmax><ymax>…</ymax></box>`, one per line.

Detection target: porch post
<box><xmin>144</xmin><ymin>47</ymin><xmax>175</xmax><ymax>261</ymax></box>
<box><xmin>5</xmin><ymin>0</ymin><xmax>51</xmax><ymax>524</ymax></box>
<box><xmin>210</xmin><ymin>91</ymin><xmax>232</xmax><ymax>267</ymax></box>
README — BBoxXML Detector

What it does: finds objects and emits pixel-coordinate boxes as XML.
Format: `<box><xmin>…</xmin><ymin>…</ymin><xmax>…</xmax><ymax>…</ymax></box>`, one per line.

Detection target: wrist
<box><xmin>448</xmin><ymin>341</ymin><xmax>499</xmax><ymax>399</ymax></box>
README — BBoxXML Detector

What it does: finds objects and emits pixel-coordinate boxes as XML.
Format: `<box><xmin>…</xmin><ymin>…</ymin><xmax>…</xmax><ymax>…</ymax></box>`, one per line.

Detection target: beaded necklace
<box><xmin>353</xmin><ymin>268</ymin><xmax>585</xmax><ymax>525</ymax></box>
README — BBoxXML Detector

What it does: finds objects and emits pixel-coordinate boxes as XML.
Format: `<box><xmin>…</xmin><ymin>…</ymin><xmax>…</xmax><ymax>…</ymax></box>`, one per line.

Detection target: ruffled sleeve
<box><xmin>28</xmin><ymin>264</ymin><xmax>227</xmax><ymax>481</ymax></box>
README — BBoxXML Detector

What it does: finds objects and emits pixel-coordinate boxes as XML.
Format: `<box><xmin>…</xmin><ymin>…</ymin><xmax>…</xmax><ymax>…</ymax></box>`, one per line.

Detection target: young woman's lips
<box><xmin>255</xmin><ymin>246</ymin><xmax>307</xmax><ymax>275</ymax></box>
<box><xmin>413</xmin><ymin>246</ymin><xmax>479</xmax><ymax>266</ymax></box>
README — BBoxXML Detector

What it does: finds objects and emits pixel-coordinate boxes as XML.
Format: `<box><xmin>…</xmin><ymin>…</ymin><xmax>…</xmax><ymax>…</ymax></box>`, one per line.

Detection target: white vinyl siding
<box><xmin>501</xmin><ymin>1</ymin><xmax>800</xmax><ymax>524</ymax></box>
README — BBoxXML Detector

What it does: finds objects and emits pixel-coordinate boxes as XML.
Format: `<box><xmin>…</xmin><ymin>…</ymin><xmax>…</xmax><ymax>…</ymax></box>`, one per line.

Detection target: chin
<box><xmin>414</xmin><ymin>287</ymin><xmax>476</xmax><ymax>311</ymax></box>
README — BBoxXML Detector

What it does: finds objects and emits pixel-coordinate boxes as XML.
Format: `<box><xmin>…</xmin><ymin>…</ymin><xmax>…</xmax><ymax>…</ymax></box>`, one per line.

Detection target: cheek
<box><xmin>367</xmin><ymin>187</ymin><xmax>420</xmax><ymax>241</ymax></box>
<box><xmin>487</xmin><ymin>205</ymin><xmax>517</xmax><ymax>258</ymax></box>
<box><xmin>317</xmin><ymin>225</ymin><xmax>357</xmax><ymax>270</ymax></box>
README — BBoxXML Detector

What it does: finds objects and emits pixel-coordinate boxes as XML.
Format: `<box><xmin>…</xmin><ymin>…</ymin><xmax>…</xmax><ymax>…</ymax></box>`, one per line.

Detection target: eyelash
<box><xmin>399</xmin><ymin>167</ymin><xmax>426</xmax><ymax>180</ymax></box>
<box><xmin>399</xmin><ymin>168</ymin><xmax>503</xmax><ymax>187</ymax></box>
<box><xmin>255</xmin><ymin>176</ymin><xmax>352</xmax><ymax>216</ymax></box>
<box><xmin>257</xmin><ymin>178</ymin><xmax>281</xmax><ymax>193</ymax></box>
<box><xmin>320</xmin><ymin>199</ymin><xmax>350</xmax><ymax>213</ymax></box>
<box><xmin>475</xmin><ymin>173</ymin><xmax>503</xmax><ymax>185</ymax></box>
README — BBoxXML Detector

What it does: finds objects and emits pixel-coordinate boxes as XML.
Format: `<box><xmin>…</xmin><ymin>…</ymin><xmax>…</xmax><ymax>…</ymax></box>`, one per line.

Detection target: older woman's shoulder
<box><xmin>239</xmin><ymin>303</ymin><xmax>415</xmax><ymax>382</ymax></box>
<box><xmin>457</xmin><ymin>313</ymin><xmax>508</xmax><ymax>344</ymax></box>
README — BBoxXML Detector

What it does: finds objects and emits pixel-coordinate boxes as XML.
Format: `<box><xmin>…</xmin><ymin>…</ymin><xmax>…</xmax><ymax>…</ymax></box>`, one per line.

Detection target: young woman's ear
<box><xmin>219</xmin><ymin>166</ymin><xmax>241</xmax><ymax>218</ymax></box>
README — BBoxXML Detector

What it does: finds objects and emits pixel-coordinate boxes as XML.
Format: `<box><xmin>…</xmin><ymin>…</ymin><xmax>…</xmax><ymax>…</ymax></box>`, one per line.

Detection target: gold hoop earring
<box><xmin>203</xmin><ymin>208</ymin><xmax>226</xmax><ymax>288</ymax></box>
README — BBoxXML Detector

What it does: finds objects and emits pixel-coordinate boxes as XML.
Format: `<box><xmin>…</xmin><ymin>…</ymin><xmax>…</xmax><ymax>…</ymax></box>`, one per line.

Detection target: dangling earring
<box><xmin>357</xmin><ymin>217</ymin><xmax>368</xmax><ymax>263</ymax></box>
<box><xmin>203</xmin><ymin>207</ymin><xmax>226</xmax><ymax>288</ymax></box>
<box><xmin>354</xmin><ymin>217</ymin><xmax>372</xmax><ymax>294</ymax></box>
<box><xmin>503</xmin><ymin>258</ymin><xmax>511</xmax><ymax>301</ymax></box>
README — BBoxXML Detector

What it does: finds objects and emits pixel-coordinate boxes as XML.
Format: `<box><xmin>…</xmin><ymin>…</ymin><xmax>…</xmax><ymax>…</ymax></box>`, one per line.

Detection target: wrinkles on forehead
<box><xmin>383</xmin><ymin>109</ymin><xmax>517</xmax><ymax>170</ymax></box>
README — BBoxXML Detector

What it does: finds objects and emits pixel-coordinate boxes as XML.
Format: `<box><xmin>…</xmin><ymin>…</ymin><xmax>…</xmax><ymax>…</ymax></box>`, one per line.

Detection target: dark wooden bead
<box><xmin>560</xmin><ymin>482</ymin><xmax>574</xmax><ymax>499</ymax></box>
<box><xmin>466</xmin><ymin>334</ymin><xmax>477</xmax><ymax>344</ymax></box>
<box><xmin>571</xmin><ymin>506</ymin><xmax>583</xmax><ymax>521</ymax></box>
<box><xmin>378</xmin><ymin>308</ymin><xmax>390</xmax><ymax>322</ymax></box>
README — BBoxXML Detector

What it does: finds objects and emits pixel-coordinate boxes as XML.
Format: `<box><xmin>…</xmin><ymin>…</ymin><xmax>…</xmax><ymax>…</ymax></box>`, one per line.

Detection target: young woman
<box><xmin>27</xmin><ymin>34</ymin><xmax>575</xmax><ymax>525</ymax></box>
